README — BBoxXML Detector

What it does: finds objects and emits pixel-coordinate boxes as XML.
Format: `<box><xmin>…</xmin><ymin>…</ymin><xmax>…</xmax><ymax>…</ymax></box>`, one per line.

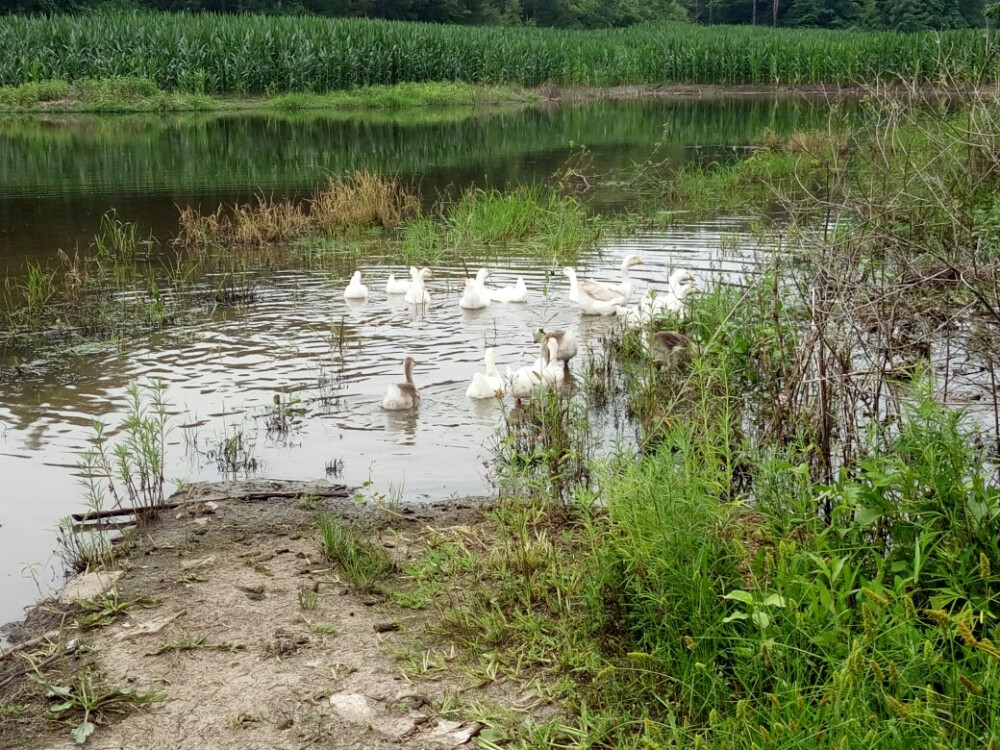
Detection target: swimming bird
<box><xmin>343</xmin><ymin>271</ymin><xmax>369</xmax><ymax>300</ymax></box>
<box><xmin>659</xmin><ymin>269</ymin><xmax>701</xmax><ymax>318</ymax></box>
<box><xmin>385</xmin><ymin>272</ymin><xmax>413</xmax><ymax>295</ymax></box>
<box><xmin>574</xmin><ymin>255</ymin><xmax>644</xmax><ymax>315</ymax></box>
<box><xmin>562</xmin><ymin>267</ymin><xmax>580</xmax><ymax>303</ymax></box>
<box><xmin>617</xmin><ymin>271</ymin><xmax>702</xmax><ymax>325</ymax></box>
<box><xmin>490</xmin><ymin>277</ymin><xmax>528</xmax><ymax>303</ymax></box>
<box><xmin>580</xmin><ymin>254</ymin><xmax>643</xmax><ymax>303</ymax></box>
<box><xmin>539</xmin><ymin>336</ymin><xmax>565</xmax><ymax>387</ymax></box>
<box><xmin>459</xmin><ymin>271</ymin><xmax>492</xmax><ymax>310</ymax></box>
<box><xmin>405</xmin><ymin>267</ymin><xmax>433</xmax><ymax>306</ymax></box>
<box><xmin>381</xmin><ymin>357</ymin><xmax>420</xmax><ymax>410</ymax></box>
<box><xmin>465</xmin><ymin>348</ymin><xmax>504</xmax><ymax>399</ymax></box>
<box><xmin>506</xmin><ymin>338</ymin><xmax>547</xmax><ymax>398</ymax></box>
<box><xmin>535</xmin><ymin>328</ymin><xmax>578</xmax><ymax>375</ymax></box>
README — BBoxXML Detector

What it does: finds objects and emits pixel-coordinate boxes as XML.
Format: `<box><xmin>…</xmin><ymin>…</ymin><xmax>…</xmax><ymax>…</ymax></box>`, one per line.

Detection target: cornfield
<box><xmin>0</xmin><ymin>12</ymin><xmax>994</xmax><ymax>93</ymax></box>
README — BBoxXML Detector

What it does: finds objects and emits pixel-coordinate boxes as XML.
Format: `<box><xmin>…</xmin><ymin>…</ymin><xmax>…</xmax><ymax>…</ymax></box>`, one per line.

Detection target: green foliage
<box><xmin>0</xmin><ymin>76</ymin><xmax>217</xmax><ymax>112</ymax></box>
<box><xmin>0</xmin><ymin>12</ymin><xmax>994</xmax><ymax>93</ymax></box>
<box><xmin>29</xmin><ymin>668</ymin><xmax>162</xmax><ymax>745</ymax></box>
<box><xmin>316</xmin><ymin>514</ymin><xmax>395</xmax><ymax>592</ymax></box>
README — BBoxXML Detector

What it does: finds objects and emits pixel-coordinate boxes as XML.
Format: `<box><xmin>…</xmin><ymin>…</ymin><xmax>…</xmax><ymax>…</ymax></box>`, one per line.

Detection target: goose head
<box><xmin>474</xmin><ymin>268</ymin><xmax>491</xmax><ymax>285</ymax></box>
<box><xmin>669</xmin><ymin>269</ymin><xmax>697</xmax><ymax>292</ymax></box>
<box><xmin>416</xmin><ymin>268</ymin><xmax>433</xmax><ymax>282</ymax></box>
<box><xmin>350</xmin><ymin>271</ymin><xmax>362</xmax><ymax>284</ymax></box>
<box><xmin>561</xmin><ymin>267</ymin><xmax>577</xmax><ymax>279</ymax></box>
<box><xmin>621</xmin><ymin>255</ymin><xmax>644</xmax><ymax>272</ymax></box>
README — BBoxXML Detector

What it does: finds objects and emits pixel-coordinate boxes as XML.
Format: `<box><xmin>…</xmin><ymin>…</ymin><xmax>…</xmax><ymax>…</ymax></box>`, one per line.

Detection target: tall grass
<box><xmin>0</xmin><ymin>12</ymin><xmax>994</xmax><ymax>93</ymax></box>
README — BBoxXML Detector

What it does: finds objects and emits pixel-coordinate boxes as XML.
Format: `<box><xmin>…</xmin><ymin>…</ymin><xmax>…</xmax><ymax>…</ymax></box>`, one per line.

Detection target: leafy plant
<box><xmin>29</xmin><ymin>669</ymin><xmax>162</xmax><ymax>745</ymax></box>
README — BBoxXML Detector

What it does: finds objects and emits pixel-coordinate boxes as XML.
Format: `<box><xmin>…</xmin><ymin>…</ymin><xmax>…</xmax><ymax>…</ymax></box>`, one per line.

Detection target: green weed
<box><xmin>316</xmin><ymin>515</ymin><xmax>394</xmax><ymax>593</ymax></box>
<box><xmin>28</xmin><ymin>668</ymin><xmax>163</xmax><ymax>745</ymax></box>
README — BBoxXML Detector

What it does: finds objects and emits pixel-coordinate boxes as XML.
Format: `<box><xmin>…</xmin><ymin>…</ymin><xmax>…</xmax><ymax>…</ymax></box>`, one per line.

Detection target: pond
<box><xmin>0</xmin><ymin>95</ymin><xmax>832</xmax><ymax>631</ymax></box>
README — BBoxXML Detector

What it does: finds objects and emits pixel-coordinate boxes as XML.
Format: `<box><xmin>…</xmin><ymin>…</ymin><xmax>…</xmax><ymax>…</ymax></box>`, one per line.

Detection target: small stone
<box><xmin>203</xmin><ymin>501</ymin><xmax>219</xmax><ymax>513</ymax></box>
<box><xmin>380</xmin><ymin>717</ymin><xmax>419</xmax><ymax>741</ymax></box>
<box><xmin>427</xmin><ymin>720</ymin><xmax>483</xmax><ymax>747</ymax></box>
<box><xmin>373</xmin><ymin>622</ymin><xmax>399</xmax><ymax>634</ymax></box>
<box><xmin>180</xmin><ymin>555</ymin><xmax>216</xmax><ymax>571</ymax></box>
<box><xmin>192</xmin><ymin>517</ymin><xmax>209</xmax><ymax>527</ymax></box>
<box><xmin>328</xmin><ymin>693</ymin><xmax>377</xmax><ymax>723</ymax></box>
<box><xmin>59</xmin><ymin>570</ymin><xmax>122</xmax><ymax>604</ymax></box>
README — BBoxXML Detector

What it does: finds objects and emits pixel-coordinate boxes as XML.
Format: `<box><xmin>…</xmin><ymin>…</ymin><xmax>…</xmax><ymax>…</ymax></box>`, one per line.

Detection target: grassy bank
<box><xmin>0</xmin><ymin>12</ymin><xmax>994</xmax><ymax>93</ymax></box>
<box><xmin>376</xmin><ymin>89</ymin><xmax>1000</xmax><ymax>748</ymax></box>
<box><xmin>0</xmin><ymin>77</ymin><xmax>537</xmax><ymax>113</ymax></box>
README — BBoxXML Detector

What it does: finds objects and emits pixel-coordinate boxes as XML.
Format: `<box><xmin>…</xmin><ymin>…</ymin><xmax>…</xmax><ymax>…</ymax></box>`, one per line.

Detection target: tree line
<box><xmin>0</xmin><ymin>0</ymin><xmax>993</xmax><ymax>31</ymax></box>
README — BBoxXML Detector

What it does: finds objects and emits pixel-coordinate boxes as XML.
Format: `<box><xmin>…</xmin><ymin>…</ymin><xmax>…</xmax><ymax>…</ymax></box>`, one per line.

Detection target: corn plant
<box><xmin>0</xmin><ymin>12</ymin><xmax>994</xmax><ymax>93</ymax></box>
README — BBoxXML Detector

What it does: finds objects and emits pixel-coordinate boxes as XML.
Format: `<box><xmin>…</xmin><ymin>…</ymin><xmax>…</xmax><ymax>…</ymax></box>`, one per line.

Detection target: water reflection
<box><xmin>0</xmin><ymin>97</ymin><xmax>846</xmax><ymax>268</ymax></box>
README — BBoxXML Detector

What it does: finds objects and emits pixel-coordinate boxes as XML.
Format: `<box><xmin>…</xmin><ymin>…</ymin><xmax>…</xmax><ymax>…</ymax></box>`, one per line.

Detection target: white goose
<box><xmin>465</xmin><ymin>348</ymin><xmax>504</xmax><ymax>399</ymax></box>
<box><xmin>405</xmin><ymin>267</ymin><xmax>433</xmax><ymax>306</ymax></box>
<box><xmin>539</xmin><ymin>336</ymin><xmax>565</xmax><ymax>387</ymax></box>
<box><xmin>506</xmin><ymin>337</ymin><xmax>564</xmax><ymax>397</ymax></box>
<box><xmin>615</xmin><ymin>270</ymin><xmax>701</xmax><ymax>325</ymax></box>
<box><xmin>459</xmin><ymin>270</ymin><xmax>492</xmax><ymax>310</ymax></box>
<box><xmin>343</xmin><ymin>271</ymin><xmax>369</xmax><ymax>300</ymax></box>
<box><xmin>506</xmin><ymin>339</ymin><xmax>546</xmax><ymax>398</ymax></box>
<box><xmin>385</xmin><ymin>269</ymin><xmax>414</xmax><ymax>295</ymax></box>
<box><xmin>574</xmin><ymin>255</ymin><xmax>644</xmax><ymax>316</ymax></box>
<box><xmin>659</xmin><ymin>269</ymin><xmax>702</xmax><ymax>318</ymax></box>
<box><xmin>562</xmin><ymin>267</ymin><xmax>580</xmax><ymax>303</ymax></box>
<box><xmin>381</xmin><ymin>357</ymin><xmax>420</xmax><ymax>410</ymax></box>
<box><xmin>490</xmin><ymin>277</ymin><xmax>528</xmax><ymax>304</ymax></box>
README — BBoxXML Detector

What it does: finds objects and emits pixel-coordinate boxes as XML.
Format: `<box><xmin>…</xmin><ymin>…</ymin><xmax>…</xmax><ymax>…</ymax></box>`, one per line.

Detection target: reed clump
<box><xmin>179</xmin><ymin>198</ymin><xmax>312</xmax><ymax>248</ymax></box>
<box><xmin>311</xmin><ymin>172</ymin><xmax>420</xmax><ymax>230</ymax></box>
<box><xmin>179</xmin><ymin>172</ymin><xmax>419</xmax><ymax>248</ymax></box>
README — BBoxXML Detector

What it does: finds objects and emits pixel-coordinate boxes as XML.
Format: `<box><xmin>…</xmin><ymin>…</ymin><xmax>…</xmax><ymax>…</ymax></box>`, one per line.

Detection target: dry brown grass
<box><xmin>786</xmin><ymin>129</ymin><xmax>845</xmax><ymax>157</ymax></box>
<box><xmin>177</xmin><ymin>172</ymin><xmax>420</xmax><ymax>249</ymax></box>
<box><xmin>310</xmin><ymin>171</ymin><xmax>420</xmax><ymax>230</ymax></box>
<box><xmin>178</xmin><ymin>198</ymin><xmax>311</xmax><ymax>248</ymax></box>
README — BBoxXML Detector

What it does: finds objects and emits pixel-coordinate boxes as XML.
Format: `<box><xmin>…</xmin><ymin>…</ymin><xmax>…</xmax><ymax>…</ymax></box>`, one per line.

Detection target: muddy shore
<box><xmin>0</xmin><ymin>481</ymin><xmax>529</xmax><ymax>750</ymax></box>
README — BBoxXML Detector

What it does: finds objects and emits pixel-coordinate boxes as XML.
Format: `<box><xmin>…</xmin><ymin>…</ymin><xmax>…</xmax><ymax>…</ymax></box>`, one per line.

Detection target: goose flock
<box><xmin>346</xmin><ymin>258</ymin><xmax>702</xmax><ymax>411</ymax></box>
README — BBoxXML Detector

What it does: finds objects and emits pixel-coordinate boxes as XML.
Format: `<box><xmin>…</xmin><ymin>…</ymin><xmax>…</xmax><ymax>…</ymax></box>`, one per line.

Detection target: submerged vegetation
<box><xmin>0</xmin><ymin>12</ymin><xmax>995</xmax><ymax>93</ymax></box>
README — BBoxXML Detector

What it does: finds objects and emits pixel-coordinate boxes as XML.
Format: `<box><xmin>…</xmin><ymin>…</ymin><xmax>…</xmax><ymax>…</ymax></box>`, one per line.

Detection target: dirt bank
<box><xmin>0</xmin><ymin>481</ymin><xmax>531</xmax><ymax>750</ymax></box>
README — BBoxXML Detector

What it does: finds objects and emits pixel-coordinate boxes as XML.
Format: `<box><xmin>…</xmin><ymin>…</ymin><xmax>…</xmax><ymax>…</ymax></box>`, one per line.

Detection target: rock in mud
<box><xmin>58</xmin><ymin>570</ymin><xmax>122</xmax><ymax>603</ymax></box>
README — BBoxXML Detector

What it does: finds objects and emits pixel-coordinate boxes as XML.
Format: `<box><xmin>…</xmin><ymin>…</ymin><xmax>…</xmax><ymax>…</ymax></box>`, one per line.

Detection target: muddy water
<box><xmin>0</xmin><ymin>96</ymin><xmax>829</xmax><ymax>630</ymax></box>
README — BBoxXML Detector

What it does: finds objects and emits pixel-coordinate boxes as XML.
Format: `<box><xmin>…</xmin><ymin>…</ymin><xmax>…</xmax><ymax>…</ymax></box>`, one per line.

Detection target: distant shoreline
<box><xmin>2</xmin><ymin>78</ymin><xmax>981</xmax><ymax>115</ymax></box>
